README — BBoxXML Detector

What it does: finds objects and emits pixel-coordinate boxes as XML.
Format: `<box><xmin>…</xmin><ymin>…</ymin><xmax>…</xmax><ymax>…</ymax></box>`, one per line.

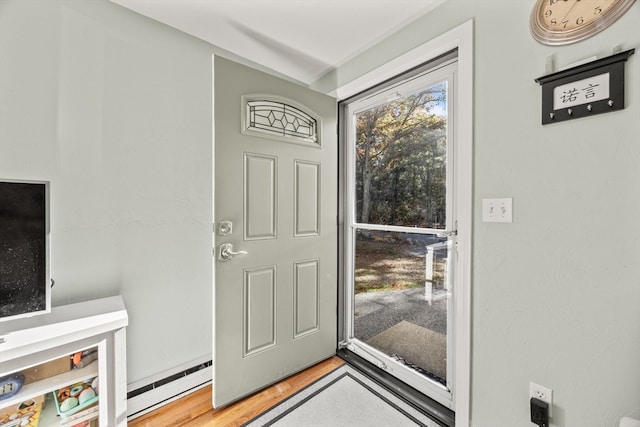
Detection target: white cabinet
<box><xmin>0</xmin><ymin>296</ymin><xmax>128</xmax><ymax>427</ymax></box>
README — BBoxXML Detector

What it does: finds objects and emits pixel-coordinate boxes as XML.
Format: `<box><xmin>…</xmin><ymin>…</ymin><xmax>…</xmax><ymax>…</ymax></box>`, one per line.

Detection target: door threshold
<box><xmin>337</xmin><ymin>349</ymin><xmax>455</xmax><ymax>427</ymax></box>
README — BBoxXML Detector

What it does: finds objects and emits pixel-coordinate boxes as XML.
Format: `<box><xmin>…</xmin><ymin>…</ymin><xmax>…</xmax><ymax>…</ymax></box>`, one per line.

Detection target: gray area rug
<box><xmin>244</xmin><ymin>365</ymin><xmax>444</xmax><ymax>427</ymax></box>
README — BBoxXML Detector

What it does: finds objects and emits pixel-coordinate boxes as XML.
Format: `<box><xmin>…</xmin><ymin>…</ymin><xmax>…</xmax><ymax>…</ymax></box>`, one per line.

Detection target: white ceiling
<box><xmin>111</xmin><ymin>0</ymin><xmax>445</xmax><ymax>85</ymax></box>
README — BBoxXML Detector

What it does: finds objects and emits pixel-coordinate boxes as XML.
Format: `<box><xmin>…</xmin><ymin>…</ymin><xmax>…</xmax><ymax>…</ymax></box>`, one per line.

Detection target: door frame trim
<box><xmin>334</xmin><ymin>20</ymin><xmax>473</xmax><ymax>427</ymax></box>
<box><xmin>211</xmin><ymin>53</ymin><xmax>218</xmax><ymax>407</ymax></box>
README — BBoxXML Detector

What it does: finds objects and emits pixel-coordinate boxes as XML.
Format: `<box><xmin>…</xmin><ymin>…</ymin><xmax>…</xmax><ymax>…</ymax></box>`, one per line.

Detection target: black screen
<box><xmin>0</xmin><ymin>182</ymin><xmax>48</xmax><ymax>319</ymax></box>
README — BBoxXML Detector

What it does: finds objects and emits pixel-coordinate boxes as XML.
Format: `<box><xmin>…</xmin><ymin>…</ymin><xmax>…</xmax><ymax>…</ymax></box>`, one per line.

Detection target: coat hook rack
<box><xmin>534</xmin><ymin>48</ymin><xmax>634</xmax><ymax>125</ymax></box>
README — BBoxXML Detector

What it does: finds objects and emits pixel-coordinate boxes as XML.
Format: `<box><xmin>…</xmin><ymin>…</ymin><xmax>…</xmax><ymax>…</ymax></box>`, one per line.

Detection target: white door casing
<box><xmin>335</xmin><ymin>20</ymin><xmax>473</xmax><ymax>427</ymax></box>
<box><xmin>213</xmin><ymin>57</ymin><xmax>338</xmax><ymax>408</ymax></box>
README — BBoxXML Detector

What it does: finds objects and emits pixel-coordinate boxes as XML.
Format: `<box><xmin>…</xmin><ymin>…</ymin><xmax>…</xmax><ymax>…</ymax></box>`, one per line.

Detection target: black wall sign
<box><xmin>535</xmin><ymin>49</ymin><xmax>634</xmax><ymax>125</ymax></box>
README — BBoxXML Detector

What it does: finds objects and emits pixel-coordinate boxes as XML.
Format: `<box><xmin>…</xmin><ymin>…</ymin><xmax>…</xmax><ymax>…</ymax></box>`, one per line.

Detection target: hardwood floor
<box><xmin>128</xmin><ymin>356</ymin><xmax>345</xmax><ymax>427</ymax></box>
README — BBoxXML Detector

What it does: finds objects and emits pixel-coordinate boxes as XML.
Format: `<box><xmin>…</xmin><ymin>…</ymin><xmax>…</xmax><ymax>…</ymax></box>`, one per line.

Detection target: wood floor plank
<box><xmin>128</xmin><ymin>356</ymin><xmax>344</xmax><ymax>427</ymax></box>
<box><xmin>128</xmin><ymin>386</ymin><xmax>213</xmax><ymax>427</ymax></box>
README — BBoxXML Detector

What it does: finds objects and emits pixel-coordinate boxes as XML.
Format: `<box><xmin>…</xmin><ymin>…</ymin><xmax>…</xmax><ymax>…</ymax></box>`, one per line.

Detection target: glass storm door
<box><xmin>344</xmin><ymin>60</ymin><xmax>457</xmax><ymax>408</ymax></box>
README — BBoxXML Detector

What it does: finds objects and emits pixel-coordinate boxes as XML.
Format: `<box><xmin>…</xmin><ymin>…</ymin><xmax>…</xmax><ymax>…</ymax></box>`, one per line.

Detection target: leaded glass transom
<box><xmin>244</xmin><ymin>98</ymin><xmax>319</xmax><ymax>145</ymax></box>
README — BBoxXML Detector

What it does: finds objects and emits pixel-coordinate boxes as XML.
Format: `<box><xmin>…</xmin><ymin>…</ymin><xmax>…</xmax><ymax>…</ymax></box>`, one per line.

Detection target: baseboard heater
<box><xmin>127</xmin><ymin>357</ymin><xmax>212</xmax><ymax>420</ymax></box>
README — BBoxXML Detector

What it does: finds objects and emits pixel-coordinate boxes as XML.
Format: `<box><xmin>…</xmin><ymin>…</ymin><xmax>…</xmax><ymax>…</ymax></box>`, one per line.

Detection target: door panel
<box><xmin>244</xmin><ymin>266</ymin><xmax>277</xmax><ymax>356</ymax></box>
<box><xmin>214</xmin><ymin>57</ymin><xmax>337</xmax><ymax>408</ymax></box>
<box><xmin>244</xmin><ymin>153</ymin><xmax>277</xmax><ymax>240</ymax></box>
<box><xmin>294</xmin><ymin>160</ymin><xmax>320</xmax><ymax>237</ymax></box>
<box><xmin>294</xmin><ymin>259</ymin><xmax>320</xmax><ymax>337</ymax></box>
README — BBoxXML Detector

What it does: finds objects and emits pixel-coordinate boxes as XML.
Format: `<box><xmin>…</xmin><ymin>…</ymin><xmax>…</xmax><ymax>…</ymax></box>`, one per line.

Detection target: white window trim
<box><xmin>334</xmin><ymin>19</ymin><xmax>473</xmax><ymax>427</ymax></box>
<box><xmin>346</xmin><ymin>62</ymin><xmax>457</xmax><ymax>236</ymax></box>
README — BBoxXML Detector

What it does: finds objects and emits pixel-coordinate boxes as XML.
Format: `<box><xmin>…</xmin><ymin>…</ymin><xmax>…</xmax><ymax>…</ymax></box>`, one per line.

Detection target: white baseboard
<box><xmin>127</xmin><ymin>355</ymin><xmax>212</xmax><ymax>420</ymax></box>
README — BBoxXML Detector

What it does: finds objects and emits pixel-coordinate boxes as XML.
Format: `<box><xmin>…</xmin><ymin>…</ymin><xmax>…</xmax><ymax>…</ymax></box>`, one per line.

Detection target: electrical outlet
<box><xmin>530</xmin><ymin>382</ymin><xmax>553</xmax><ymax>417</ymax></box>
<box><xmin>482</xmin><ymin>198</ymin><xmax>513</xmax><ymax>223</ymax></box>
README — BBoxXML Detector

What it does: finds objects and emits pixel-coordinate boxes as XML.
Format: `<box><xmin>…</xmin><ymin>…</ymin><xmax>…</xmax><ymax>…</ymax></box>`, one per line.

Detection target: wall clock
<box><xmin>530</xmin><ymin>0</ymin><xmax>636</xmax><ymax>45</ymax></box>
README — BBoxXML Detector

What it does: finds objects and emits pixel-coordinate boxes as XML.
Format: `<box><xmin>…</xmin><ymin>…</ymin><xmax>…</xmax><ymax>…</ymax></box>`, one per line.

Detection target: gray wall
<box><xmin>315</xmin><ymin>2</ymin><xmax>640</xmax><ymax>426</ymax></box>
<box><xmin>0</xmin><ymin>0</ymin><xmax>216</xmax><ymax>383</ymax></box>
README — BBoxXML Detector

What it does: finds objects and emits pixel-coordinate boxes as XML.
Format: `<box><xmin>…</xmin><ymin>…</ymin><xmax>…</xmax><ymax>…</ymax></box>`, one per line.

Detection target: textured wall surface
<box><xmin>317</xmin><ymin>1</ymin><xmax>640</xmax><ymax>426</ymax></box>
<box><xmin>0</xmin><ymin>0</ymin><xmax>215</xmax><ymax>383</ymax></box>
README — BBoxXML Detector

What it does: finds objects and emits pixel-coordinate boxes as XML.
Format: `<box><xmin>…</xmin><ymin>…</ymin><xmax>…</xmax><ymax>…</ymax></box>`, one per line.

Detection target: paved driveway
<box><xmin>353</xmin><ymin>286</ymin><xmax>447</xmax><ymax>341</ymax></box>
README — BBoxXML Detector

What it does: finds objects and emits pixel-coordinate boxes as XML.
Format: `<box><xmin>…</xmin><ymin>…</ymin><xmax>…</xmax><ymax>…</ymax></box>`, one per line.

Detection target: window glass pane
<box><xmin>353</xmin><ymin>229</ymin><xmax>450</xmax><ymax>386</ymax></box>
<box><xmin>355</xmin><ymin>83</ymin><xmax>447</xmax><ymax>229</ymax></box>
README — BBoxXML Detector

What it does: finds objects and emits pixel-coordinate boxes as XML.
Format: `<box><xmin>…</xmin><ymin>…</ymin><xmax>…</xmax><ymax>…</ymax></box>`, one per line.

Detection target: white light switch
<box><xmin>482</xmin><ymin>198</ymin><xmax>513</xmax><ymax>223</ymax></box>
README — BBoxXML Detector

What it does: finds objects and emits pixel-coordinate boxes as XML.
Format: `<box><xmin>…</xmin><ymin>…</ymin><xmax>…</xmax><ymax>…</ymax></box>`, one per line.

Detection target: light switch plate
<box><xmin>482</xmin><ymin>198</ymin><xmax>513</xmax><ymax>223</ymax></box>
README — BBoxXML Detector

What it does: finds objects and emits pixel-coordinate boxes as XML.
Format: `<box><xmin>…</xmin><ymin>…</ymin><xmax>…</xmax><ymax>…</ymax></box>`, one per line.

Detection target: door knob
<box><xmin>218</xmin><ymin>243</ymin><xmax>248</xmax><ymax>261</ymax></box>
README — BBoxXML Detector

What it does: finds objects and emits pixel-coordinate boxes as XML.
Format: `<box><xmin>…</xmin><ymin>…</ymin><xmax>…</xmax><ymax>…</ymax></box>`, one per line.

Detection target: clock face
<box><xmin>531</xmin><ymin>0</ymin><xmax>636</xmax><ymax>45</ymax></box>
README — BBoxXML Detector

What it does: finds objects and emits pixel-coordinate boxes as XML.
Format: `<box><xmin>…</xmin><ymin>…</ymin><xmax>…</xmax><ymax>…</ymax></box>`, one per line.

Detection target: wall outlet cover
<box><xmin>529</xmin><ymin>381</ymin><xmax>553</xmax><ymax>417</ymax></box>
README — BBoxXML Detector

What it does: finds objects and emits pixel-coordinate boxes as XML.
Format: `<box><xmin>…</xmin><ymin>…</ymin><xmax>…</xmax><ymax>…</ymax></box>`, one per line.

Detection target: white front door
<box><xmin>213</xmin><ymin>57</ymin><xmax>337</xmax><ymax>407</ymax></box>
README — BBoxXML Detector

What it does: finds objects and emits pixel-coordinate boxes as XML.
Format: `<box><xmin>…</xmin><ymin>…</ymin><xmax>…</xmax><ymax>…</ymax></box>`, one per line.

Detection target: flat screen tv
<box><xmin>0</xmin><ymin>179</ymin><xmax>50</xmax><ymax>321</ymax></box>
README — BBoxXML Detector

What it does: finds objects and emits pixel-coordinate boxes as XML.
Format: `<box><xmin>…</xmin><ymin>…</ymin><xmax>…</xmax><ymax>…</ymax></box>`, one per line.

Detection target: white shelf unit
<box><xmin>1</xmin><ymin>359</ymin><xmax>98</xmax><ymax>410</ymax></box>
<box><xmin>0</xmin><ymin>296</ymin><xmax>128</xmax><ymax>427</ymax></box>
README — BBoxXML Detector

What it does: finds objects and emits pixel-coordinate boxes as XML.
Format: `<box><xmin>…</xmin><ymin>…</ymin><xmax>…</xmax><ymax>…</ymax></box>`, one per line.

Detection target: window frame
<box><xmin>344</xmin><ymin>61</ymin><xmax>458</xmax><ymax>408</ymax></box>
<box><xmin>335</xmin><ymin>20</ymin><xmax>473</xmax><ymax>426</ymax></box>
<box><xmin>346</xmin><ymin>61</ymin><xmax>457</xmax><ymax>235</ymax></box>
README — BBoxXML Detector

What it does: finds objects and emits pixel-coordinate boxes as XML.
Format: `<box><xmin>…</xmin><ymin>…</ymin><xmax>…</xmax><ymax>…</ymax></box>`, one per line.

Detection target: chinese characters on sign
<box><xmin>553</xmin><ymin>73</ymin><xmax>610</xmax><ymax>110</ymax></box>
<box><xmin>535</xmin><ymin>49</ymin><xmax>633</xmax><ymax>124</ymax></box>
